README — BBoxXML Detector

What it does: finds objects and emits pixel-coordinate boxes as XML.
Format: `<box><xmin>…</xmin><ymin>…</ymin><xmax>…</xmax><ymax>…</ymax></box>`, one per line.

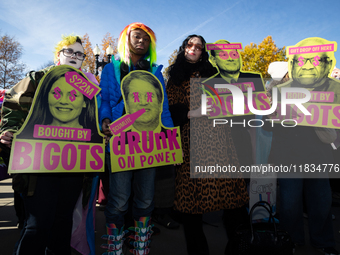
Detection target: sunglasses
<box><xmin>59</xmin><ymin>48</ymin><xmax>86</xmax><ymax>60</ymax></box>
<box><xmin>186</xmin><ymin>43</ymin><xmax>203</xmax><ymax>51</ymax></box>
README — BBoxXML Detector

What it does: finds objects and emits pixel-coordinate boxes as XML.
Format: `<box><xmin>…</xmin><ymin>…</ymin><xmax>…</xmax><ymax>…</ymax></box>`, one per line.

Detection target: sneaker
<box><xmin>153</xmin><ymin>214</ymin><xmax>180</xmax><ymax>229</ymax></box>
<box><xmin>318</xmin><ymin>247</ymin><xmax>340</xmax><ymax>255</ymax></box>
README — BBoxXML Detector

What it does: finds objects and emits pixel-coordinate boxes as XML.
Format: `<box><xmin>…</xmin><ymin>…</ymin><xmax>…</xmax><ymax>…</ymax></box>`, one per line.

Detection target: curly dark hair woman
<box><xmin>167</xmin><ymin>34</ymin><xmax>217</xmax><ymax>87</ymax></box>
<box><xmin>166</xmin><ymin>35</ymin><xmax>249</xmax><ymax>255</ymax></box>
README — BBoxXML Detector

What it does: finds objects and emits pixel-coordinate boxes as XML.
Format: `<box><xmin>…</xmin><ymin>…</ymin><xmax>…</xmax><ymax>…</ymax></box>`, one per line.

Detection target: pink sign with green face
<box><xmin>108</xmin><ymin>70</ymin><xmax>183</xmax><ymax>172</ymax></box>
<box><xmin>8</xmin><ymin>66</ymin><xmax>105</xmax><ymax>174</ymax></box>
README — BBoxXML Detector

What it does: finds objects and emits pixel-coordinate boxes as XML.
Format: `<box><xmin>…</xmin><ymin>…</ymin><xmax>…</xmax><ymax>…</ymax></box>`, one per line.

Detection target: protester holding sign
<box><xmin>205</xmin><ymin>39</ymin><xmax>266</xmax><ymax>168</ymax></box>
<box><xmin>166</xmin><ymin>35</ymin><xmax>249</xmax><ymax>255</ymax></box>
<box><xmin>263</xmin><ymin>38</ymin><xmax>339</xmax><ymax>255</ymax></box>
<box><xmin>99</xmin><ymin>22</ymin><xmax>174</xmax><ymax>255</ymax></box>
<box><xmin>0</xmin><ymin>35</ymin><xmax>100</xmax><ymax>255</ymax></box>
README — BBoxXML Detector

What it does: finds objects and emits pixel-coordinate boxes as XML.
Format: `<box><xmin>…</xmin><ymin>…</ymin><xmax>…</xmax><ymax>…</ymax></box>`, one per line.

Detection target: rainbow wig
<box><xmin>118</xmin><ymin>22</ymin><xmax>157</xmax><ymax>68</ymax></box>
<box><xmin>53</xmin><ymin>34</ymin><xmax>82</xmax><ymax>63</ymax></box>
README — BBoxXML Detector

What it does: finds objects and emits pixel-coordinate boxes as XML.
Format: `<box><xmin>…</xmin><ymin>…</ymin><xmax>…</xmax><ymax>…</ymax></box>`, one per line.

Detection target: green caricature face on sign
<box><xmin>108</xmin><ymin>70</ymin><xmax>183</xmax><ymax>172</ymax></box>
<box><xmin>8</xmin><ymin>65</ymin><xmax>105</xmax><ymax>174</ymax></box>
<box><xmin>287</xmin><ymin>37</ymin><xmax>337</xmax><ymax>87</ymax></box>
<box><xmin>124</xmin><ymin>78</ymin><xmax>162</xmax><ymax>131</ymax></box>
<box><xmin>48</xmin><ymin>77</ymin><xmax>86</xmax><ymax>128</ymax></box>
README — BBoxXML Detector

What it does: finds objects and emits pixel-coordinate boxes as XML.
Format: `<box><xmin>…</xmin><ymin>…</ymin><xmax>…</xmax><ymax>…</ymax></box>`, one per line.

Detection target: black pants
<box><xmin>16</xmin><ymin>174</ymin><xmax>83</xmax><ymax>255</ymax></box>
<box><xmin>181</xmin><ymin>206</ymin><xmax>249</xmax><ymax>255</ymax></box>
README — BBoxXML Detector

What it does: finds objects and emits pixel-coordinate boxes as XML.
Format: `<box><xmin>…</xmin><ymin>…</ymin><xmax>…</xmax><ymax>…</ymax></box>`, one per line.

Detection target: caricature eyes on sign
<box><xmin>69</xmin><ymin>90</ymin><xmax>77</xmax><ymax>102</ymax></box>
<box><xmin>297</xmin><ymin>55</ymin><xmax>321</xmax><ymax>67</ymax></box>
<box><xmin>147</xmin><ymin>92</ymin><xmax>153</xmax><ymax>102</ymax></box>
<box><xmin>132</xmin><ymin>92</ymin><xmax>154</xmax><ymax>103</ymax></box>
<box><xmin>54</xmin><ymin>87</ymin><xmax>61</xmax><ymax>100</ymax></box>
<box><xmin>219</xmin><ymin>51</ymin><xmax>229</xmax><ymax>60</ymax></box>
<box><xmin>229</xmin><ymin>50</ymin><xmax>240</xmax><ymax>59</ymax></box>
<box><xmin>218</xmin><ymin>50</ymin><xmax>240</xmax><ymax>60</ymax></box>
<box><xmin>133</xmin><ymin>92</ymin><xmax>139</xmax><ymax>102</ymax></box>
<box><xmin>53</xmin><ymin>87</ymin><xmax>77</xmax><ymax>102</ymax></box>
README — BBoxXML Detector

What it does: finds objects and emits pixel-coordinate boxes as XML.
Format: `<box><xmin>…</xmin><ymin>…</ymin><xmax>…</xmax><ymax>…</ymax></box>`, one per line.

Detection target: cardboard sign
<box><xmin>109</xmin><ymin>70</ymin><xmax>182</xmax><ymax>172</ymax></box>
<box><xmin>8</xmin><ymin>66</ymin><xmax>105</xmax><ymax>173</ymax></box>
<box><xmin>274</xmin><ymin>37</ymin><xmax>340</xmax><ymax>128</ymax></box>
<box><xmin>272</xmin><ymin>102</ymin><xmax>340</xmax><ymax>129</ymax></box>
<box><xmin>202</xmin><ymin>40</ymin><xmax>269</xmax><ymax>118</ymax></box>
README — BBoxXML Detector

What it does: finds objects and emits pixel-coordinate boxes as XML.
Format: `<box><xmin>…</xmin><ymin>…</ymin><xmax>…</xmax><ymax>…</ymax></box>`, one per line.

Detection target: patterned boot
<box><xmin>101</xmin><ymin>223</ymin><xmax>125</xmax><ymax>255</ymax></box>
<box><xmin>128</xmin><ymin>217</ymin><xmax>153</xmax><ymax>255</ymax></box>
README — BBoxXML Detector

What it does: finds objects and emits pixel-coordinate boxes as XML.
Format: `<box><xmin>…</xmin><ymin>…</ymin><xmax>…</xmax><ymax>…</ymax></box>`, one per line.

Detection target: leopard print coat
<box><xmin>167</xmin><ymin>72</ymin><xmax>249</xmax><ymax>214</ymax></box>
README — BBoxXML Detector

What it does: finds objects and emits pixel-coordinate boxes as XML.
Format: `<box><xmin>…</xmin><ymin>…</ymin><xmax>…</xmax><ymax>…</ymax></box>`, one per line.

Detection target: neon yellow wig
<box><xmin>53</xmin><ymin>34</ymin><xmax>82</xmax><ymax>63</ymax></box>
<box><xmin>118</xmin><ymin>22</ymin><xmax>157</xmax><ymax>68</ymax></box>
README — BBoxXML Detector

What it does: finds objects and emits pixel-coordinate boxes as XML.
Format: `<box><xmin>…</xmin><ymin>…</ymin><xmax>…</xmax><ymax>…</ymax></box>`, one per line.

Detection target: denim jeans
<box><xmin>105</xmin><ymin>154</ymin><xmax>156</xmax><ymax>229</ymax></box>
<box><xmin>16</xmin><ymin>174</ymin><xmax>83</xmax><ymax>255</ymax></box>
<box><xmin>278</xmin><ymin>178</ymin><xmax>335</xmax><ymax>248</ymax></box>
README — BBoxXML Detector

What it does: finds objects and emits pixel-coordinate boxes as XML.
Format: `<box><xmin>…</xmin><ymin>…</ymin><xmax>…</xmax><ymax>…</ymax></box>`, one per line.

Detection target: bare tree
<box><xmin>0</xmin><ymin>34</ymin><xmax>26</xmax><ymax>89</ymax></box>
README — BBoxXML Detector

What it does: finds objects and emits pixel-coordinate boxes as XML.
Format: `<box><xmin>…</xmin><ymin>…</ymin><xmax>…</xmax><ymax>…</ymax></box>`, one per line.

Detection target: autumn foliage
<box><xmin>82</xmin><ymin>33</ymin><xmax>96</xmax><ymax>75</ymax></box>
<box><xmin>82</xmin><ymin>33</ymin><xmax>118</xmax><ymax>82</ymax></box>
<box><xmin>101</xmin><ymin>32</ymin><xmax>118</xmax><ymax>62</ymax></box>
<box><xmin>162</xmin><ymin>49</ymin><xmax>178</xmax><ymax>83</ymax></box>
<box><xmin>240</xmin><ymin>36</ymin><xmax>286</xmax><ymax>79</ymax></box>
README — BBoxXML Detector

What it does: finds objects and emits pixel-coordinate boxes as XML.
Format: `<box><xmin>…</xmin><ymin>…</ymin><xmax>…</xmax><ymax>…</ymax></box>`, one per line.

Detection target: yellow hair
<box><xmin>53</xmin><ymin>34</ymin><xmax>82</xmax><ymax>63</ymax></box>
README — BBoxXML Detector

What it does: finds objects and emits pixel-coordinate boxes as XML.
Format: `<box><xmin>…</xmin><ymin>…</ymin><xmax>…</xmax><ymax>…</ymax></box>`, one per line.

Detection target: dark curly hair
<box><xmin>167</xmin><ymin>35</ymin><xmax>217</xmax><ymax>86</ymax></box>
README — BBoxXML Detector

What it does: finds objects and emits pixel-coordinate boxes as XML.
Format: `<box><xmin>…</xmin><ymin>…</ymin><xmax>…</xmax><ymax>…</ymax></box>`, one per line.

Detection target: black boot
<box><xmin>182</xmin><ymin>213</ymin><xmax>209</xmax><ymax>255</ymax></box>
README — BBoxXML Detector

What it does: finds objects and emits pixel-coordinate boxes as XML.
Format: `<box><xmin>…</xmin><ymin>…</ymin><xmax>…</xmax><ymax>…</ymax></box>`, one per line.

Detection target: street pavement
<box><xmin>1</xmin><ymin>177</ymin><xmax>340</xmax><ymax>255</ymax></box>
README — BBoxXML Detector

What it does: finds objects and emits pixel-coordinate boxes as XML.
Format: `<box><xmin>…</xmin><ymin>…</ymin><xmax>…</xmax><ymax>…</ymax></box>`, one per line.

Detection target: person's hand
<box><xmin>102</xmin><ymin>118</ymin><xmax>113</xmax><ymax>136</ymax></box>
<box><xmin>104</xmin><ymin>135</ymin><xmax>110</xmax><ymax>146</ymax></box>
<box><xmin>187</xmin><ymin>104</ymin><xmax>212</xmax><ymax>119</ymax></box>
<box><xmin>0</xmin><ymin>131</ymin><xmax>13</xmax><ymax>148</ymax></box>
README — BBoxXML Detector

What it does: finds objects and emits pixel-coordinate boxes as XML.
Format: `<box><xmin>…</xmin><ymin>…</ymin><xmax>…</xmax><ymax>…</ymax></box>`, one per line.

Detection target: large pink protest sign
<box><xmin>288</xmin><ymin>44</ymin><xmax>335</xmax><ymax>55</ymax></box>
<box><xmin>65</xmin><ymin>72</ymin><xmax>99</xmax><ymax>99</ymax></box>
<box><xmin>206</xmin><ymin>43</ymin><xmax>242</xmax><ymax>51</ymax></box>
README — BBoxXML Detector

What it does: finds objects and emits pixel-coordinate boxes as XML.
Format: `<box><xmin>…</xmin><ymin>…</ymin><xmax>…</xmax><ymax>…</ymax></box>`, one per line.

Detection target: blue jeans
<box><xmin>105</xmin><ymin>154</ymin><xmax>156</xmax><ymax>229</ymax></box>
<box><xmin>278</xmin><ymin>178</ymin><xmax>335</xmax><ymax>248</ymax></box>
<box><xmin>16</xmin><ymin>174</ymin><xmax>83</xmax><ymax>255</ymax></box>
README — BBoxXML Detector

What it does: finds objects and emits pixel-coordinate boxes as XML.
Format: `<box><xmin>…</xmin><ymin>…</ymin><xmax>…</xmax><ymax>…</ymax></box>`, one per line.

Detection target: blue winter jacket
<box><xmin>99</xmin><ymin>58</ymin><xmax>174</xmax><ymax>128</ymax></box>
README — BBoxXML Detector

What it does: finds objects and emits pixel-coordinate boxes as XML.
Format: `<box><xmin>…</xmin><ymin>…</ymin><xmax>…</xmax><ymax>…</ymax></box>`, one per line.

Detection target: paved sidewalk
<box><xmin>1</xmin><ymin>177</ymin><xmax>340</xmax><ymax>255</ymax></box>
